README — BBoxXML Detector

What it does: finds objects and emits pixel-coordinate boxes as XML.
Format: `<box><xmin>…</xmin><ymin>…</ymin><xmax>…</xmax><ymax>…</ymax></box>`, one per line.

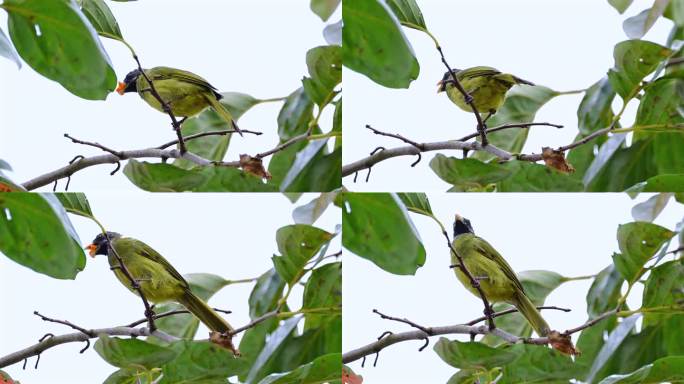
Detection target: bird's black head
<box><xmin>453</xmin><ymin>214</ymin><xmax>474</xmax><ymax>237</ymax></box>
<box><xmin>116</xmin><ymin>69</ymin><xmax>142</xmax><ymax>95</ymax></box>
<box><xmin>86</xmin><ymin>232</ymin><xmax>122</xmax><ymax>257</ymax></box>
<box><xmin>437</xmin><ymin>69</ymin><xmax>460</xmax><ymax>93</ymax></box>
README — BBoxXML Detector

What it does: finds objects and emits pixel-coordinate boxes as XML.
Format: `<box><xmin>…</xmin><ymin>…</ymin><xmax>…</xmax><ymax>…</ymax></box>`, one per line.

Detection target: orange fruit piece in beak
<box><xmin>116</xmin><ymin>82</ymin><xmax>127</xmax><ymax>95</ymax></box>
<box><xmin>85</xmin><ymin>244</ymin><xmax>98</xmax><ymax>257</ymax></box>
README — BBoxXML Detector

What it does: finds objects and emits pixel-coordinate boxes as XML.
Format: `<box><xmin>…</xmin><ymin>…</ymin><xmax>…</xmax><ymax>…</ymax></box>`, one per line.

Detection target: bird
<box><xmin>116</xmin><ymin>66</ymin><xmax>243</xmax><ymax>136</ymax></box>
<box><xmin>437</xmin><ymin>66</ymin><xmax>534</xmax><ymax>123</ymax></box>
<box><xmin>86</xmin><ymin>231</ymin><xmax>239</xmax><ymax>354</ymax></box>
<box><xmin>450</xmin><ymin>214</ymin><xmax>550</xmax><ymax>337</ymax></box>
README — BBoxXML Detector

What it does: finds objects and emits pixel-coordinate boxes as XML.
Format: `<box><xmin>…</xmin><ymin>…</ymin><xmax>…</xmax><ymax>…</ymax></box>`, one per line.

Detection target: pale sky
<box><xmin>0</xmin><ymin>0</ymin><xmax>337</xmax><ymax>192</ymax></box>
<box><xmin>343</xmin><ymin>193</ymin><xmax>684</xmax><ymax>383</ymax></box>
<box><xmin>343</xmin><ymin>0</ymin><xmax>674</xmax><ymax>191</ymax></box>
<box><xmin>0</xmin><ymin>193</ymin><xmax>341</xmax><ymax>383</ymax></box>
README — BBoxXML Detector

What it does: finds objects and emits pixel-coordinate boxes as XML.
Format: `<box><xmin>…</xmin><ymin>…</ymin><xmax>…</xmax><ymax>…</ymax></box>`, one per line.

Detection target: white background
<box><xmin>343</xmin><ymin>0</ymin><xmax>675</xmax><ymax>191</ymax></box>
<box><xmin>343</xmin><ymin>193</ymin><xmax>684</xmax><ymax>383</ymax></box>
<box><xmin>0</xmin><ymin>0</ymin><xmax>338</xmax><ymax>192</ymax></box>
<box><xmin>0</xmin><ymin>193</ymin><xmax>341</xmax><ymax>383</ymax></box>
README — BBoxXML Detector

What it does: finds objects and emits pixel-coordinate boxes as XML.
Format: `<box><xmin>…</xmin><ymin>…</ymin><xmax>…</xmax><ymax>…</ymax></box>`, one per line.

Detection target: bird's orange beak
<box><xmin>116</xmin><ymin>82</ymin><xmax>127</xmax><ymax>95</ymax></box>
<box><xmin>85</xmin><ymin>243</ymin><xmax>98</xmax><ymax>257</ymax></box>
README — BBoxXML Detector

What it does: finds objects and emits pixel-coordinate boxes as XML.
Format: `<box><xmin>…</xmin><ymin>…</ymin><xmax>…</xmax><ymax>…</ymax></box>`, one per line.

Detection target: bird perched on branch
<box><xmin>437</xmin><ymin>66</ymin><xmax>534</xmax><ymax>122</ymax></box>
<box><xmin>86</xmin><ymin>232</ymin><xmax>239</xmax><ymax>355</ymax></box>
<box><xmin>116</xmin><ymin>66</ymin><xmax>243</xmax><ymax>136</ymax></box>
<box><xmin>450</xmin><ymin>214</ymin><xmax>550</xmax><ymax>337</ymax></box>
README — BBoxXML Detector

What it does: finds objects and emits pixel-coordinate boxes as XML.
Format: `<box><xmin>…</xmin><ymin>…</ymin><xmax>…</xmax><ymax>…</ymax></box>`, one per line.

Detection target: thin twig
<box><xmin>156</xmin><ymin>129</ymin><xmax>262</xmax><ymax>150</ymax></box>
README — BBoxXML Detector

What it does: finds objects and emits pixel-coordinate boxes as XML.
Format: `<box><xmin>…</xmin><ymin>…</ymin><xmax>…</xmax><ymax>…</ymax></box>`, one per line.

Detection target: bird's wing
<box><xmin>127</xmin><ymin>238</ymin><xmax>190</xmax><ymax>288</ymax></box>
<box><xmin>458</xmin><ymin>66</ymin><xmax>502</xmax><ymax>80</ymax></box>
<box><xmin>473</xmin><ymin>237</ymin><xmax>526</xmax><ymax>293</ymax></box>
<box><xmin>146</xmin><ymin>67</ymin><xmax>219</xmax><ymax>91</ymax></box>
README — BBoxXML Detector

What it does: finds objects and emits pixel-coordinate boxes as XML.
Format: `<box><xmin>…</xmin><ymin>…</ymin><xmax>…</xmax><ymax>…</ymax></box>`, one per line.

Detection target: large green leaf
<box><xmin>103</xmin><ymin>368</ymin><xmax>157</xmax><ymax>384</ymax></box>
<box><xmin>280</xmin><ymin>141</ymin><xmax>341</xmax><ymax>192</ymax></box>
<box><xmin>343</xmin><ymin>0</ymin><xmax>419</xmax><ymax>88</ymax></box>
<box><xmin>434</xmin><ymin>339</ymin><xmax>523</xmax><ymax>370</ymax></box>
<box><xmin>498</xmin><ymin>344</ymin><xmax>577</xmax><ymax>383</ymax></box>
<box><xmin>174</xmin><ymin>92</ymin><xmax>264</xmax><ymax>169</ymax></box>
<box><xmin>160</xmin><ymin>341</ymin><xmax>250</xmax><ymax>383</ymax></box>
<box><xmin>613</xmin><ymin>222</ymin><xmax>674</xmax><ymax>283</ymax></box>
<box><xmin>474</xmin><ymin>86</ymin><xmax>559</xmax><ymax>161</ymax></box>
<box><xmin>598</xmin><ymin>356</ymin><xmax>684</xmax><ymax>384</ymax></box>
<box><xmin>0</xmin><ymin>26</ymin><xmax>20</xmax><ymax>68</ymax></box>
<box><xmin>631</xmin><ymin>193</ymin><xmax>672</xmax><ymax>222</ymax></box>
<box><xmin>293</xmin><ymin>192</ymin><xmax>339</xmax><ymax>225</ymax></box>
<box><xmin>342</xmin><ymin>192</ymin><xmax>426</xmax><ymax>275</ymax></box>
<box><xmin>310</xmin><ymin>0</ymin><xmax>340</xmax><ymax>21</ymax></box>
<box><xmin>56</xmin><ymin>192</ymin><xmax>94</xmax><ymax>218</ymax></box>
<box><xmin>430</xmin><ymin>155</ymin><xmax>512</xmax><ymax>191</ymax></box>
<box><xmin>123</xmin><ymin>161</ymin><xmax>277</xmax><ymax>192</ymax></box>
<box><xmin>244</xmin><ymin>316</ymin><xmax>302</xmax><ymax>384</ymax></box>
<box><xmin>257</xmin><ymin>353</ymin><xmax>341</xmax><ymax>384</ymax></box>
<box><xmin>94</xmin><ymin>335</ymin><xmax>178</xmax><ymax>370</ymax></box>
<box><xmin>496</xmin><ymin>162</ymin><xmax>584</xmax><ymax>192</ymax></box>
<box><xmin>0</xmin><ymin>193</ymin><xmax>85</xmax><ymax>279</ymax></box>
<box><xmin>607</xmin><ymin>40</ymin><xmax>673</xmax><ymax>100</ymax></box>
<box><xmin>587</xmin><ymin>265</ymin><xmax>624</xmax><ymax>319</ymax></box>
<box><xmin>3</xmin><ymin>0</ymin><xmax>116</xmax><ymax>100</ymax></box>
<box><xmin>277</xmin><ymin>87</ymin><xmax>314</xmax><ymax>141</ymax></box>
<box><xmin>586</xmin><ymin>138</ymin><xmax>658</xmax><ymax>191</ymax></box>
<box><xmin>303</xmin><ymin>262</ymin><xmax>341</xmax><ymax>330</ymax></box>
<box><xmin>397</xmin><ymin>192</ymin><xmax>433</xmax><ymax>215</ymax></box>
<box><xmin>626</xmin><ymin>174</ymin><xmax>684</xmax><ymax>192</ymax></box>
<box><xmin>578</xmin><ymin>77</ymin><xmax>616</xmax><ymax>135</ymax></box>
<box><xmin>272</xmin><ymin>224</ymin><xmax>334</xmax><ymax>286</ymax></box>
<box><xmin>641</xmin><ymin>259</ymin><xmax>684</xmax><ymax>327</ymax></box>
<box><xmin>302</xmin><ymin>45</ymin><xmax>341</xmax><ymax>106</ymax></box>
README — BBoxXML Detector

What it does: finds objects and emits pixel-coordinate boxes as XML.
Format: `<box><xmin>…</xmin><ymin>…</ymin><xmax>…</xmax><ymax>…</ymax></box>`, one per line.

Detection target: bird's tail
<box><xmin>511</xmin><ymin>290</ymin><xmax>550</xmax><ymax>337</ymax></box>
<box><xmin>177</xmin><ymin>289</ymin><xmax>234</xmax><ymax>334</ymax></box>
<box><xmin>205</xmin><ymin>96</ymin><xmax>244</xmax><ymax>137</ymax></box>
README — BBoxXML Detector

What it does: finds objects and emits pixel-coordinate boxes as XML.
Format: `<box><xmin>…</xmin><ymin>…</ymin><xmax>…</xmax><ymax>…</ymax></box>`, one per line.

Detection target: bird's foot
<box><xmin>465</xmin><ymin>94</ymin><xmax>474</xmax><ymax>105</ymax></box>
<box><xmin>144</xmin><ymin>307</ymin><xmax>156</xmax><ymax>319</ymax></box>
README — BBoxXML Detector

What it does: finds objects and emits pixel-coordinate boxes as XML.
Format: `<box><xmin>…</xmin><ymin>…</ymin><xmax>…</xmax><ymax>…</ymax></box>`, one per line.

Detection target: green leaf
<box><xmin>238</xmin><ymin>269</ymin><xmax>286</xmax><ymax>383</ymax></box>
<box><xmin>385</xmin><ymin>0</ymin><xmax>427</xmax><ymax>30</ymax></box>
<box><xmin>607</xmin><ymin>40</ymin><xmax>673</xmax><ymax>100</ymax></box>
<box><xmin>623</xmin><ymin>1</ymin><xmax>670</xmax><ymax>39</ymax></box>
<box><xmin>3</xmin><ymin>0</ymin><xmax>116</xmax><ymax>100</ymax></box>
<box><xmin>430</xmin><ymin>155</ymin><xmax>512</xmax><ymax>190</ymax></box>
<box><xmin>641</xmin><ymin>259</ymin><xmax>684</xmax><ymax>327</ymax></box>
<box><xmin>123</xmin><ymin>161</ymin><xmax>277</xmax><ymax>192</ymax></box>
<box><xmin>161</xmin><ymin>341</ymin><xmax>250</xmax><ymax>384</ymax></box>
<box><xmin>342</xmin><ymin>0</ymin><xmax>419</xmax><ymax>89</ymax></box>
<box><xmin>174</xmin><ymin>92</ymin><xmax>264</xmax><ymax>169</ymax></box>
<box><xmin>0</xmin><ymin>26</ymin><xmax>20</xmax><ymax>68</ymax></box>
<box><xmin>434</xmin><ymin>338</ymin><xmax>522</xmax><ymax>370</ymax></box>
<box><xmin>277</xmin><ymin>87</ymin><xmax>314</xmax><ymax>141</ymax></box>
<box><xmin>626</xmin><ymin>174</ymin><xmax>684</xmax><ymax>192</ymax></box>
<box><xmin>79</xmin><ymin>0</ymin><xmax>123</xmax><ymax>40</ymax></box>
<box><xmin>613</xmin><ymin>222</ymin><xmax>674</xmax><ymax>282</ymax></box>
<box><xmin>280</xmin><ymin>141</ymin><xmax>341</xmax><ymax>192</ymax></box>
<box><xmin>257</xmin><ymin>353</ymin><xmax>341</xmax><ymax>384</ymax></box>
<box><xmin>332</xmin><ymin>98</ymin><xmax>342</xmax><ymax>150</ymax></box>
<box><xmin>272</xmin><ymin>224</ymin><xmax>334</xmax><ymax>285</ymax></box>
<box><xmin>631</xmin><ymin>193</ymin><xmax>672</xmax><ymax>222</ymax></box>
<box><xmin>397</xmin><ymin>192</ymin><xmax>433</xmax><ymax>215</ymax></box>
<box><xmin>578</xmin><ymin>77</ymin><xmax>616</xmax><ymax>135</ymax></box>
<box><xmin>498</xmin><ymin>344</ymin><xmax>577</xmax><ymax>383</ymax></box>
<box><xmin>496</xmin><ymin>162</ymin><xmax>584</xmax><ymax>192</ymax></box>
<box><xmin>56</xmin><ymin>192</ymin><xmax>94</xmax><ymax>219</ymax></box>
<box><xmin>293</xmin><ymin>192</ymin><xmax>339</xmax><ymax>225</ymax></box>
<box><xmin>609</xmin><ymin>0</ymin><xmax>635</xmax><ymax>13</ymax></box>
<box><xmin>575</xmin><ymin>316</ymin><xmax>618</xmax><ymax>380</ymax></box>
<box><xmin>665</xmin><ymin>0</ymin><xmax>684</xmax><ymax>26</ymax></box>
<box><xmin>103</xmin><ymin>368</ymin><xmax>158</xmax><ymax>384</ymax></box>
<box><xmin>244</xmin><ymin>316</ymin><xmax>302</xmax><ymax>384</ymax></box>
<box><xmin>152</xmin><ymin>273</ymin><xmax>231</xmax><ymax>340</ymax></box>
<box><xmin>0</xmin><ymin>194</ymin><xmax>85</xmax><ymax>279</ymax></box>
<box><xmin>586</xmin><ymin>137</ymin><xmax>658</xmax><ymax>191</ymax></box>
<box><xmin>303</xmin><ymin>263</ymin><xmax>341</xmax><ymax>329</ymax></box>
<box><xmin>310</xmin><ymin>0</ymin><xmax>340</xmax><ymax>21</ymax></box>
<box><xmin>598</xmin><ymin>356</ymin><xmax>684</xmax><ymax>383</ymax></box>
<box><xmin>342</xmin><ymin>192</ymin><xmax>426</xmax><ymax>275</ymax></box>
<box><xmin>94</xmin><ymin>335</ymin><xmax>178</xmax><ymax>370</ymax></box>
<box><xmin>586</xmin><ymin>265</ymin><xmax>624</xmax><ymax>319</ymax></box>
<box><xmin>586</xmin><ymin>315</ymin><xmax>643</xmax><ymax>383</ymax></box>
<box><xmin>302</xmin><ymin>45</ymin><xmax>341</xmax><ymax>106</ymax></box>
<box><xmin>474</xmin><ymin>86</ymin><xmax>560</xmax><ymax>161</ymax></box>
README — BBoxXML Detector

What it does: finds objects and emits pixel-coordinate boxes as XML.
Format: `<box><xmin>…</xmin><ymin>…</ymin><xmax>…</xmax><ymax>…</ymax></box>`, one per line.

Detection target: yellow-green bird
<box><xmin>116</xmin><ymin>66</ymin><xmax>243</xmax><ymax>136</ymax></box>
<box><xmin>86</xmin><ymin>232</ymin><xmax>239</xmax><ymax>353</ymax></box>
<box><xmin>437</xmin><ymin>66</ymin><xmax>534</xmax><ymax>122</ymax></box>
<box><xmin>451</xmin><ymin>215</ymin><xmax>550</xmax><ymax>337</ymax></box>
